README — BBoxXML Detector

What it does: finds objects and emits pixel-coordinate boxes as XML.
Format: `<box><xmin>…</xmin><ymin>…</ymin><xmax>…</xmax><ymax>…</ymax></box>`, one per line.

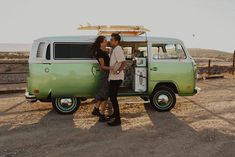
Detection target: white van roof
<box><xmin>34</xmin><ymin>36</ymin><xmax>183</xmax><ymax>44</ymax></box>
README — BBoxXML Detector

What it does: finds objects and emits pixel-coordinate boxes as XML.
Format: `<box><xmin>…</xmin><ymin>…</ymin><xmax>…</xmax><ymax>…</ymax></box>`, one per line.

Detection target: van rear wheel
<box><xmin>52</xmin><ymin>97</ymin><xmax>80</xmax><ymax>114</ymax></box>
<box><xmin>150</xmin><ymin>86</ymin><xmax>176</xmax><ymax>112</ymax></box>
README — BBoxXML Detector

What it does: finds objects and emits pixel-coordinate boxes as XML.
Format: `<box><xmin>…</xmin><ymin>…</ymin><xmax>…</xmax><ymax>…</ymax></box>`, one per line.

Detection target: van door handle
<box><xmin>43</xmin><ymin>63</ymin><xmax>51</xmax><ymax>65</ymax></box>
<box><xmin>150</xmin><ymin>67</ymin><xmax>158</xmax><ymax>71</ymax></box>
<box><xmin>91</xmin><ymin>66</ymin><xmax>100</xmax><ymax>76</ymax></box>
<box><xmin>91</xmin><ymin>66</ymin><xmax>96</xmax><ymax>76</ymax></box>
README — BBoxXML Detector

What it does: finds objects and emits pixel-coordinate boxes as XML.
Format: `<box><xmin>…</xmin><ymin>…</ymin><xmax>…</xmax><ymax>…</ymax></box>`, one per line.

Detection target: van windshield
<box><xmin>152</xmin><ymin>43</ymin><xmax>186</xmax><ymax>60</ymax></box>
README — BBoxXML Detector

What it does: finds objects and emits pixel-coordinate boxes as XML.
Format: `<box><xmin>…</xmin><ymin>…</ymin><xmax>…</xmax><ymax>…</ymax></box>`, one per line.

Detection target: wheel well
<box><xmin>154</xmin><ymin>82</ymin><xmax>178</xmax><ymax>94</ymax></box>
<box><xmin>47</xmin><ymin>92</ymin><xmax>51</xmax><ymax>100</ymax></box>
<box><xmin>38</xmin><ymin>92</ymin><xmax>51</xmax><ymax>102</ymax></box>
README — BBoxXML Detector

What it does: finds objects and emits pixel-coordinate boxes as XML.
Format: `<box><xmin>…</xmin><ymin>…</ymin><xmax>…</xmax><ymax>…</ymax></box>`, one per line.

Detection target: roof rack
<box><xmin>77</xmin><ymin>25</ymin><xmax>150</xmax><ymax>36</ymax></box>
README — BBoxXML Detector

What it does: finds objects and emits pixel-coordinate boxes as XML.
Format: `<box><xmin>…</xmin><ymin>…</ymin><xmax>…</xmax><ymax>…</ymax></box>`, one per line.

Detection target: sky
<box><xmin>0</xmin><ymin>0</ymin><xmax>234</xmax><ymax>52</ymax></box>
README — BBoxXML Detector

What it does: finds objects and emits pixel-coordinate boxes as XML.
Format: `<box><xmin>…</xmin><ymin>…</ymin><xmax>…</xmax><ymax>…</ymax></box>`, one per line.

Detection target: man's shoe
<box><xmin>107</xmin><ymin>118</ymin><xmax>121</xmax><ymax>126</ymax></box>
<box><xmin>99</xmin><ymin>115</ymin><xmax>109</xmax><ymax>122</ymax></box>
<box><xmin>92</xmin><ymin>107</ymin><xmax>101</xmax><ymax>116</ymax></box>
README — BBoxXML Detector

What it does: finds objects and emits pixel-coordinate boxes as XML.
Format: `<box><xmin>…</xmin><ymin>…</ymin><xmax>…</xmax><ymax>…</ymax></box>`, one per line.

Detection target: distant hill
<box><xmin>0</xmin><ymin>43</ymin><xmax>31</xmax><ymax>52</ymax></box>
<box><xmin>188</xmin><ymin>48</ymin><xmax>233</xmax><ymax>62</ymax></box>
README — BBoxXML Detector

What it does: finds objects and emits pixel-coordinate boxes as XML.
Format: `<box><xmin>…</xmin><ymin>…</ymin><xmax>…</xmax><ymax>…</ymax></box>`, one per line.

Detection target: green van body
<box><xmin>26</xmin><ymin>36</ymin><xmax>197</xmax><ymax>113</ymax></box>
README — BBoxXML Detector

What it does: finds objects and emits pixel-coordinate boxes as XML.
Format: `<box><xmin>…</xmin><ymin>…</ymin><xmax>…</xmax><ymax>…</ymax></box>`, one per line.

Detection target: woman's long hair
<box><xmin>92</xmin><ymin>36</ymin><xmax>106</xmax><ymax>57</ymax></box>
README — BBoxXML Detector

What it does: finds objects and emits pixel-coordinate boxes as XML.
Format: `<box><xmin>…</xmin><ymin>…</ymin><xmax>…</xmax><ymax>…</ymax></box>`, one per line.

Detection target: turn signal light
<box><xmin>33</xmin><ymin>89</ymin><xmax>40</xmax><ymax>94</ymax></box>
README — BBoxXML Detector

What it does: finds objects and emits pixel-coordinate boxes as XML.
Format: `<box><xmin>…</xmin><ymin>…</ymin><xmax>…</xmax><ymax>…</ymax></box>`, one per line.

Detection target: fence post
<box><xmin>208</xmin><ymin>59</ymin><xmax>211</xmax><ymax>76</ymax></box>
<box><xmin>232</xmin><ymin>50</ymin><xmax>235</xmax><ymax>75</ymax></box>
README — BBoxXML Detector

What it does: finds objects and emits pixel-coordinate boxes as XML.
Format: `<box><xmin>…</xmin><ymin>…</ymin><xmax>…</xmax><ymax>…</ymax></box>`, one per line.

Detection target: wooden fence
<box><xmin>0</xmin><ymin>61</ymin><xmax>28</xmax><ymax>84</ymax></box>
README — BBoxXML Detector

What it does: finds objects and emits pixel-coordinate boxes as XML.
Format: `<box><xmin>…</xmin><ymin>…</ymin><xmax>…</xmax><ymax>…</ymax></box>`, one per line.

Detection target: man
<box><xmin>108</xmin><ymin>33</ymin><xmax>126</xmax><ymax>126</ymax></box>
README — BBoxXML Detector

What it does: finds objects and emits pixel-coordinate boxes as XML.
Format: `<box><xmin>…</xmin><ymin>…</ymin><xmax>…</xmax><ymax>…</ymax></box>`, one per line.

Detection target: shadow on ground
<box><xmin>0</xmin><ymin>99</ymin><xmax>234</xmax><ymax>157</ymax></box>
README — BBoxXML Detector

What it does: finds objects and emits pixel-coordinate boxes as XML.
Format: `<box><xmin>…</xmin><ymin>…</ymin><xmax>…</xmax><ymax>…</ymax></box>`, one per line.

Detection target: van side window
<box><xmin>152</xmin><ymin>44</ymin><xmax>186</xmax><ymax>60</ymax></box>
<box><xmin>137</xmin><ymin>47</ymin><xmax>148</xmax><ymax>57</ymax></box>
<box><xmin>46</xmin><ymin>44</ymin><xmax>50</xmax><ymax>60</ymax></box>
<box><xmin>123</xmin><ymin>47</ymin><xmax>132</xmax><ymax>59</ymax></box>
<box><xmin>36</xmin><ymin>42</ymin><xmax>45</xmax><ymax>58</ymax></box>
<box><xmin>54</xmin><ymin>43</ymin><xmax>93</xmax><ymax>59</ymax></box>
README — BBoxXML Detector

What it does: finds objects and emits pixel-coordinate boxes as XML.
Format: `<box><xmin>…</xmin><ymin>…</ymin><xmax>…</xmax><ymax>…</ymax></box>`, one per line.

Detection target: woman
<box><xmin>91</xmin><ymin>36</ymin><xmax>112</xmax><ymax>122</ymax></box>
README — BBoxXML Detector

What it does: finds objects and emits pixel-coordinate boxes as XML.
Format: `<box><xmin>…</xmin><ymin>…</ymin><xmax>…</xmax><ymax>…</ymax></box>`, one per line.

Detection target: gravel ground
<box><xmin>0</xmin><ymin>77</ymin><xmax>234</xmax><ymax>157</ymax></box>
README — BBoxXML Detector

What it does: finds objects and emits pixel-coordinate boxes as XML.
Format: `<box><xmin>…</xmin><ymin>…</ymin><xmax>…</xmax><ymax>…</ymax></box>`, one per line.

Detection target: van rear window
<box><xmin>54</xmin><ymin>43</ymin><xmax>93</xmax><ymax>59</ymax></box>
<box><xmin>36</xmin><ymin>42</ymin><xmax>45</xmax><ymax>58</ymax></box>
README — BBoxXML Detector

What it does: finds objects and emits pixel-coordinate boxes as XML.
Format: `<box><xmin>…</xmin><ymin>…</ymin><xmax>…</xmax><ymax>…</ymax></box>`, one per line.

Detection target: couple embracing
<box><xmin>91</xmin><ymin>33</ymin><xmax>126</xmax><ymax>127</ymax></box>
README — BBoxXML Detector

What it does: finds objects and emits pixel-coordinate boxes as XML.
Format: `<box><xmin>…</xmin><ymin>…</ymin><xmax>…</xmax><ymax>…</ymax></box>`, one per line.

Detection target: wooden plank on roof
<box><xmin>77</xmin><ymin>25</ymin><xmax>150</xmax><ymax>36</ymax></box>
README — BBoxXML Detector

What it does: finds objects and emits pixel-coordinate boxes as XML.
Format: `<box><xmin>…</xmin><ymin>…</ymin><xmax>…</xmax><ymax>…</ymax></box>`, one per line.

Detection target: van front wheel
<box><xmin>52</xmin><ymin>97</ymin><xmax>80</xmax><ymax>114</ymax></box>
<box><xmin>150</xmin><ymin>86</ymin><xmax>176</xmax><ymax>112</ymax></box>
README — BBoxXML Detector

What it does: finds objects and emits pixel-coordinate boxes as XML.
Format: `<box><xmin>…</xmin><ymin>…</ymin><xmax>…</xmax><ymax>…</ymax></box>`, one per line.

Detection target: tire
<box><xmin>150</xmin><ymin>86</ymin><xmax>176</xmax><ymax>112</ymax></box>
<box><xmin>52</xmin><ymin>97</ymin><xmax>80</xmax><ymax>114</ymax></box>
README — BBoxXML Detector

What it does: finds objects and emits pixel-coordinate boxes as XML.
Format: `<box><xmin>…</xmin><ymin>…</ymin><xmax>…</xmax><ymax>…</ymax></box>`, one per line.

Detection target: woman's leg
<box><xmin>95</xmin><ymin>101</ymin><xmax>101</xmax><ymax>108</ymax></box>
<box><xmin>106</xmin><ymin>99</ymin><xmax>113</xmax><ymax>116</ymax></box>
<box><xmin>99</xmin><ymin>100</ymin><xmax>109</xmax><ymax>122</ymax></box>
<box><xmin>100</xmin><ymin>100</ymin><xmax>107</xmax><ymax>115</ymax></box>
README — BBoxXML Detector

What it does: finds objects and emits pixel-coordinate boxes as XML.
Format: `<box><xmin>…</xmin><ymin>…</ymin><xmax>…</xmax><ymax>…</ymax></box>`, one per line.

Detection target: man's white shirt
<box><xmin>108</xmin><ymin>45</ymin><xmax>125</xmax><ymax>81</ymax></box>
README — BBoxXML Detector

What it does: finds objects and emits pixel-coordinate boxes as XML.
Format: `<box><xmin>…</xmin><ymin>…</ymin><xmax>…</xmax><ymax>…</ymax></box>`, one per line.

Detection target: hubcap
<box><xmin>60</xmin><ymin>98</ymin><xmax>73</xmax><ymax>108</ymax></box>
<box><xmin>153</xmin><ymin>91</ymin><xmax>172</xmax><ymax>109</ymax></box>
<box><xmin>157</xmin><ymin>94</ymin><xmax>169</xmax><ymax>106</ymax></box>
<box><xmin>55</xmin><ymin>97</ymin><xmax>77</xmax><ymax>112</ymax></box>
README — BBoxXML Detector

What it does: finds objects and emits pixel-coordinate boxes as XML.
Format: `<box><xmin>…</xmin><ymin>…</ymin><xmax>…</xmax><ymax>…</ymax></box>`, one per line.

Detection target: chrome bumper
<box><xmin>25</xmin><ymin>92</ymin><xmax>37</xmax><ymax>102</ymax></box>
<box><xmin>194</xmin><ymin>87</ymin><xmax>201</xmax><ymax>94</ymax></box>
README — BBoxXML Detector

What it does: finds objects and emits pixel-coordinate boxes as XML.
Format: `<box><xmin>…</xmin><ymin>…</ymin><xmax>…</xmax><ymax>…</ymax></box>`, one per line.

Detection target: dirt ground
<box><xmin>0</xmin><ymin>77</ymin><xmax>235</xmax><ymax>157</ymax></box>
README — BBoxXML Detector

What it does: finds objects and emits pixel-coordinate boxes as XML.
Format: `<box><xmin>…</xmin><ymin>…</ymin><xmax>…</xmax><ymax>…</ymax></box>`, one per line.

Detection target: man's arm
<box><xmin>114</xmin><ymin>46</ymin><xmax>126</xmax><ymax>74</ymax></box>
<box><xmin>116</xmin><ymin>61</ymin><xmax>126</xmax><ymax>74</ymax></box>
<box><xmin>98</xmin><ymin>58</ymin><xmax>112</xmax><ymax>71</ymax></box>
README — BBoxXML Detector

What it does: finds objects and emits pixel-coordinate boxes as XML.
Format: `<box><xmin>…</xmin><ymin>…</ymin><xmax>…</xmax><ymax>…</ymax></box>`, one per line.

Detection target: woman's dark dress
<box><xmin>94</xmin><ymin>49</ymin><xmax>110</xmax><ymax>101</ymax></box>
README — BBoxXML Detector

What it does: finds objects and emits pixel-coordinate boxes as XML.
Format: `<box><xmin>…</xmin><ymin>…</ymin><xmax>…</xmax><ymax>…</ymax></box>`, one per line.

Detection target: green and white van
<box><xmin>25</xmin><ymin>28</ymin><xmax>198</xmax><ymax>114</ymax></box>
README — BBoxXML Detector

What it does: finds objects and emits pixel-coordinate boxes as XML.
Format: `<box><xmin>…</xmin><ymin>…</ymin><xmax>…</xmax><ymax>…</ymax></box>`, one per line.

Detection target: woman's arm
<box><xmin>98</xmin><ymin>58</ymin><xmax>111</xmax><ymax>71</ymax></box>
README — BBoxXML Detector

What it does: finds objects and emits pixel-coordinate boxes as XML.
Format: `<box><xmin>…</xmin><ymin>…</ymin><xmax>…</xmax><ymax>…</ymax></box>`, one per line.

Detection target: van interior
<box><xmin>108</xmin><ymin>41</ymin><xmax>148</xmax><ymax>94</ymax></box>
